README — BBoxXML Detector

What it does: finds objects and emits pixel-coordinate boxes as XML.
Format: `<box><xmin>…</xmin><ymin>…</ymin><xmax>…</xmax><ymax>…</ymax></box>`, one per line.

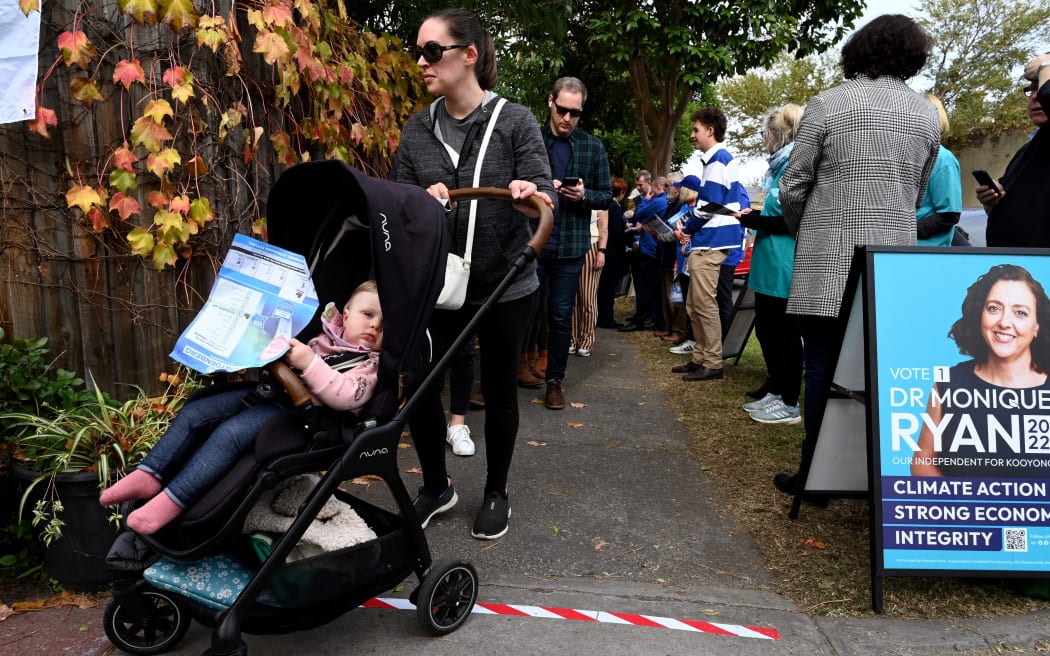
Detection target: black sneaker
<box><xmin>413</xmin><ymin>482</ymin><xmax>458</xmax><ymax>528</ymax></box>
<box><xmin>471</xmin><ymin>490</ymin><xmax>511</xmax><ymax>540</ymax></box>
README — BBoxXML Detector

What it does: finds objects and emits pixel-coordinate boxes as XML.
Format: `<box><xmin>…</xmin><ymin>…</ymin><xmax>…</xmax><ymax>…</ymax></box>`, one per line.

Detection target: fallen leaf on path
<box><xmin>403</xmin><ymin>467</ymin><xmax>422</xmax><ymax>474</ymax></box>
<box><xmin>801</xmin><ymin>537</ymin><xmax>827</xmax><ymax>549</ymax></box>
<box><xmin>349</xmin><ymin>475</ymin><xmax>382</xmax><ymax>485</ymax></box>
<box><xmin>12</xmin><ymin>599</ymin><xmax>46</xmax><ymax>611</ymax></box>
<box><xmin>526</xmin><ymin>440</ymin><xmax>546</xmax><ymax>447</ymax></box>
<box><xmin>570</xmin><ymin>402</ymin><xmax>586</xmax><ymax>408</ymax></box>
<box><xmin>567</xmin><ymin>422</ymin><xmax>585</xmax><ymax>429</ymax></box>
<box><xmin>530</xmin><ymin>398</ymin><xmax>544</xmax><ymax>404</ymax></box>
<box><xmin>397</xmin><ymin>442</ymin><xmax>412</xmax><ymax>449</ymax></box>
<box><xmin>594</xmin><ymin>540</ymin><xmax>607</xmax><ymax>550</ymax></box>
<box><xmin>0</xmin><ymin>604</ymin><xmax>13</xmax><ymax>621</ymax></box>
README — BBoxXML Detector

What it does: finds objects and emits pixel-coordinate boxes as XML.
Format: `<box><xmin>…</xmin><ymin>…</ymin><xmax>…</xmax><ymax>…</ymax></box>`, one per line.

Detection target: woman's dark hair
<box><xmin>428</xmin><ymin>8</ymin><xmax>498</xmax><ymax>90</ymax></box>
<box><xmin>841</xmin><ymin>14</ymin><xmax>931</xmax><ymax>81</ymax></box>
<box><xmin>949</xmin><ymin>264</ymin><xmax>1050</xmax><ymax>373</ymax></box>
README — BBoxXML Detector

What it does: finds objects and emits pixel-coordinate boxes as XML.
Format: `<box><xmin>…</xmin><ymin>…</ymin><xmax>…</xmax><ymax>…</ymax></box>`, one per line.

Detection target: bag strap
<box><xmin>463</xmin><ymin>97</ymin><xmax>506</xmax><ymax>265</ymax></box>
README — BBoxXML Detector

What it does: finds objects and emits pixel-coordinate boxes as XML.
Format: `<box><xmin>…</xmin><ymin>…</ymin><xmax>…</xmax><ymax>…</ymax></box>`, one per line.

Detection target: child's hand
<box><xmin>285</xmin><ymin>338</ymin><xmax>316</xmax><ymax>371</ymax></box>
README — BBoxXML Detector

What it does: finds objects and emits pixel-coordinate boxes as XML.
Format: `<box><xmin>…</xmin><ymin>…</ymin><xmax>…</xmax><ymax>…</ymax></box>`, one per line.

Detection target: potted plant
<box><xmin>2</xmin><ymin>368</ymin><xmax>200</xmax><ymax>591</ymax></box>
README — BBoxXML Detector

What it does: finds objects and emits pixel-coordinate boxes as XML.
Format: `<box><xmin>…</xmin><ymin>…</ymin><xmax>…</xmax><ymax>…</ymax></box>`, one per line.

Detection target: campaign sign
<box><xmin>869</xmin><ymin>248</ymin><xmax>1050</xmax><ymax>576</ymax></box>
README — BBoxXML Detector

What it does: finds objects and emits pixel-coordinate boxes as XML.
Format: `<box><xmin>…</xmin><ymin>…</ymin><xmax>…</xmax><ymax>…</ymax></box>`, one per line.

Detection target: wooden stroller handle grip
<box><xmin>447</xmin><ymin>187</ymin><xmax>553</xmax><ymax>256</ymax></box>
<box><xmin>266</xmin><ymin>360</ymin><xmax>313</xmax><ymax>409</ymax></box>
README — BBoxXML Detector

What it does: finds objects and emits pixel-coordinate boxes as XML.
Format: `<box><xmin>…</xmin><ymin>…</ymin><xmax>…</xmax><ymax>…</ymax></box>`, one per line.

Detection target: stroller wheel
<box><xmin>414</xmin><ymin>558</ymin><xmax>479</xmax><ymax>634</ymax></box>
<box><xmin>103</xmin><ymin>587</ymin><xmax>192</xmax><ymax>655</ymax></box>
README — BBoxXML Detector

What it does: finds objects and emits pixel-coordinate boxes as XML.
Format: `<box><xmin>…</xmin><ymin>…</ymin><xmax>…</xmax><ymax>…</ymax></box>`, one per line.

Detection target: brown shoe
<box><xmin>662</xmin><ymin>332</ymin><xmax>686</xmax><ymax>342</ymax></box>
<box><xmin>682</xmin><ymin>367</ymin><xmax>724</xmax><ymax>381</ymax></box>
<box><xmin>671</xmin><ymin>361</ymin><xmax>702</xmax><ymax>374</ymax></box>
<box><xmin>469</xmin><ymin>391</ymin><xmax>485</xmax><ymax>408</ymax></box>
<box><xmin>544</xmin><ymin>380</ymin><xmax>565</xmax><ymax>410</ymax></box>
<box><xmin>652</xmin><ymin>329</ymin><xmax>671</xmax><ymax>338</ymax></box>
<box><xmin>517</xmin><ymin>354</ymin><xmax>543</xmax><ymax>388</ymax></box>
<box><xmin>531</xmin><ymin>349</ymin><xmax>548</xmax><ymax>378</ymax></box>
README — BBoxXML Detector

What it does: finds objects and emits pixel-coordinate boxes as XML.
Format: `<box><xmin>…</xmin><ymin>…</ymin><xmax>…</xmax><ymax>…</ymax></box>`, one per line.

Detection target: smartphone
<box><xmin>972</xmin><ymin>169</ymin><xmax>999</xmax><ymax>195</ymax></box>
<box><xmin>561</xmin><ymin>176</ymin><xmax>581</xmax><ymax>187</ymax></box>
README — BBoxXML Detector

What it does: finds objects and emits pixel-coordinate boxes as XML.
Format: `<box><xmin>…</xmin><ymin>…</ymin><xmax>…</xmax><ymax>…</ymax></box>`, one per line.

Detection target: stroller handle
<box><xmin>266</xmin><ymin>361</ymin><xmax>313</xmax><ymax>408</ymax></box>
<box><xmin>447</xmin><ymin>187</ymin><xmax>553</xmax><ymax>258</ymax></box>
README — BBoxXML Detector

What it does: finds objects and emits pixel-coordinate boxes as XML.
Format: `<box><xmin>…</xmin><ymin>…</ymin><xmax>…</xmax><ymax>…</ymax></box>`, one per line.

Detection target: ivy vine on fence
<box><xmin>23</xmin><ymin>0</ymin><xmax>425</xmax><ymax>269</ymax></box>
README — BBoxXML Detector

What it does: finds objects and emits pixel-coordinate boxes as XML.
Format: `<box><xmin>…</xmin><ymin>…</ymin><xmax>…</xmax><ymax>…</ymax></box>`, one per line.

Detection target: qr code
<box><xmin>1005</xmin><ymin>528</ymin><xmax>1027</xmax><ymax>552</ymax></box>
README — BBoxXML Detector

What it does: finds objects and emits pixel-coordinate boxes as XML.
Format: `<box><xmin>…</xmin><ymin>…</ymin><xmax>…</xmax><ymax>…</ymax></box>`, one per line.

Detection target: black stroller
<box><xmin>101</xmin><ymin>161</ymin><xmax>553</xmax><ymax>656</ymax></box>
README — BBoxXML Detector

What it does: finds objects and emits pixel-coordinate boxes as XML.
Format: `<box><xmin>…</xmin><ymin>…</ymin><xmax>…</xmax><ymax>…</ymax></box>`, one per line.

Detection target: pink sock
<box><xmin>100</xmin><ymin>469</ymin><xmax>162</xmax><ymax>506</ymax></box>
<box><xmin>127</xmin><ymin>491</ymin><xmax>184</xmax><ymax>534</ymax></box>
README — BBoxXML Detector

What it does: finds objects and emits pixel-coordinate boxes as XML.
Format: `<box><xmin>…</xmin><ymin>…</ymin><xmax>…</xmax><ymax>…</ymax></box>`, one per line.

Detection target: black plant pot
<box><xmin>12</xmin><ymin>463</ymin><xmax>119</xmax><ymax>592</ymax></box>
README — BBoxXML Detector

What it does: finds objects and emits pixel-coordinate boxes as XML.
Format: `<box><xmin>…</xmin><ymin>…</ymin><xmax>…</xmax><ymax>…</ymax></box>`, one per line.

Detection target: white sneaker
<box><xmin>568</xmin><ymin>346</ymin><xmax>578</xmax><ymax>355</ymax></box>
<box><xmin>576</xmin><ymin>348</ymin><xmax>591</xmax><ymax>357</ymax></box>
<box><xmin>446</xmin><ymin>424</ymin><xmax>475</xmax><ymax>456</ymax></box>
<box><xmin>668</xmin><ymin>340</ymin><xmax>695</xmax><ymax>354</ymax></box>
<box><xmin>743</xmin><ymin>393</ymin><xmax>781</xmax><ymax>413</ymax></box>
<box><xmin>750</xmin><ymin>400</ymin><xmax>801</xmax><ymax>424</ymax></box>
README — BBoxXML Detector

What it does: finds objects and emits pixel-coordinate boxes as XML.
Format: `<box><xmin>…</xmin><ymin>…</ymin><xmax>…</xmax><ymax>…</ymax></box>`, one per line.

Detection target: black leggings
<box><xmin>752</xmin><ymin>292</ymin><xmax>803</xmax><ymax>406</ymax></box>
<box><xmin>409</xmin><ymin>293</ymin><xmax>535</xmax><ymax>496</ymax></box>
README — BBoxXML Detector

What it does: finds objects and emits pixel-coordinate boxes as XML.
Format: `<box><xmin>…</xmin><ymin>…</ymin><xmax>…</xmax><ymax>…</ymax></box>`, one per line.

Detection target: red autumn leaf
<box><xmin>57</xmin><ymin>31</ymin><xmax>96</xmax><ymax>70</ymax></box>
<box><xmin>157</xmin><ymin>0</ymin><xmax>199</xmax><ymax>33</ymax></box>
<box><xmin>147</xmin><ymin>190</ymin><xmax>168</xmax><ymax>210</ymax></box>
<box><xmin>112</xmin><ymin>142</ymin><xmax>139</xmax><ymax>171</ymax></box>
<box><xmin>109</xmin><ymin>192</ymin><xmax>140</xmax><ymax>221</ymax></box>
<box><xmin>27</xmin><ymin>105</ymin><xmax>57</xmax><ymax>138</ymax></box>
<box><xmin>87</xmin><ymin>206</ymin><xmax>111</xmax><ymax>232</ymax></box>
<box><xmin>169</xmin><ymin>194</ymin><xmax>191</xmax><ymax>215</ymax></box>
<box><xmin>113</xmin><ymin>59</ymin><xmax>145</xmax><ymax>89</ymax></box>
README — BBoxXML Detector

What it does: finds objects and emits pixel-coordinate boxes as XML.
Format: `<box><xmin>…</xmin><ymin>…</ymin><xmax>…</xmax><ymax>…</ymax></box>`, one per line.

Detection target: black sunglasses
<box><xmin>1023</xmin><ymin>82</ymin><xmax>1038</xmax><ymax>95</ymax></box>
<box><xmin>411</xmin><ymin>41</ymin><xmax>469</xmax><ymax>64</ymax></box>
<box><xmin>552</xmin><ymin>102</ymin><xmax>583</xmax><ymax>119</ymax></box>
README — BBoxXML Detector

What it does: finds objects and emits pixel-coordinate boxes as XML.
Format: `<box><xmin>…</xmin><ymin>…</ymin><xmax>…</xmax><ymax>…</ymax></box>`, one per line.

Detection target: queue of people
<box><xmin>393</xmin><ymin>7</ymin><xmax>1049</xmax><ymax>540</ymax></box>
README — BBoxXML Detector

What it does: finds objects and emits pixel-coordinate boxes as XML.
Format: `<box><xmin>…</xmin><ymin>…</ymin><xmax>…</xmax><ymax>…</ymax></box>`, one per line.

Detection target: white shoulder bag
<box><xmin>435</xmin><ymin>98</ymin><xmax>506</xmax><ymax>310</ymax></box>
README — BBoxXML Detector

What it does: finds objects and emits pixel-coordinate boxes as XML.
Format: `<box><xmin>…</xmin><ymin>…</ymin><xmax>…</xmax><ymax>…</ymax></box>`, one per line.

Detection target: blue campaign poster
<box><xmin>871</xmin><ymin>250</ymin><xmax>1050</xmax><ymax>573</ymax></box>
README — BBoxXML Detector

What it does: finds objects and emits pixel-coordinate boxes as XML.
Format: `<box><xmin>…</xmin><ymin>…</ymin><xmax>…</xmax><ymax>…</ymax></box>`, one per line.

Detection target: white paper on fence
<box><xmin>171</xmin><ymin>234</ymin><xmax>320</xmax><ymax>374</ymax></box>
<box><xmin>0</xmin><ymin>4</ymin><xmax>41</xmax><ymax>125</ymax></box>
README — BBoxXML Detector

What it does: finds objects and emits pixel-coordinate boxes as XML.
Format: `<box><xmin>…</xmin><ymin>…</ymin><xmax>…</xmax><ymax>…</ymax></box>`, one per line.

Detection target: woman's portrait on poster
<box><xmin>912</xmin><ymin>264</ymin><xmax>1050</xmax><ymax>478</ymax></box>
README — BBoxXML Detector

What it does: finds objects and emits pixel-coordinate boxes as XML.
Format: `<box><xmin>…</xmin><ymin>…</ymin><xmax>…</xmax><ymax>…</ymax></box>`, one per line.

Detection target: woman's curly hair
<box><xmin>948</xmin><ymin>264</ymin><xmax>1050</xmax><ymax>373</ymax></box>
<box><xmin>841</xmin><ymin>14</ymin><xmax>932</xmax><ymax>81</ymax></box>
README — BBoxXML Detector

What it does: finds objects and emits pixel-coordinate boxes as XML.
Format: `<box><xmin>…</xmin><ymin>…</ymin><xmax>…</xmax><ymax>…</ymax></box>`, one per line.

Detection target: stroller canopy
<box><xmin>266</xmin><ymin>161</ymin><xmax>449</xmax><ymax>418</ymax></box>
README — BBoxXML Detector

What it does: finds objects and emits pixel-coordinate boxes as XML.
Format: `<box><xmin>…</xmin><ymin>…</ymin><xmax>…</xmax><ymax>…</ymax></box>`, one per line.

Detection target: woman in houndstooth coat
<box><xmin>773</xmin><ymin>14</ymin><xmax>942</xmax><ymax>501</ymax></box>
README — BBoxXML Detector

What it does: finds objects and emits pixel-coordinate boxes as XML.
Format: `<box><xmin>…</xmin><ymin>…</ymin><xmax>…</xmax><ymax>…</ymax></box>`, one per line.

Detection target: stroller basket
<box><xmin>145</xmin><ymin>493</ymin><xmax>409</xmax><ymax>613</ymax></box>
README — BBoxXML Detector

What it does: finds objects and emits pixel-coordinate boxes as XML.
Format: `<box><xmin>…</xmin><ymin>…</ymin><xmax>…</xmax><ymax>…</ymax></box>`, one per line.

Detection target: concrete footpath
<box><xmin>3</xmin><ymin>329</ymin><xmax>1050</xmax><ymax>655</ymax></box>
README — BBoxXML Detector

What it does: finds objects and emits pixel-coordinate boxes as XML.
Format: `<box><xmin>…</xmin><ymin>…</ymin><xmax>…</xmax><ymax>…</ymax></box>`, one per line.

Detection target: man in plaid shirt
<box><xmin>538</xmin><ymin>76</ymin><xmax>613</xmax><ymax>410</ymax></box>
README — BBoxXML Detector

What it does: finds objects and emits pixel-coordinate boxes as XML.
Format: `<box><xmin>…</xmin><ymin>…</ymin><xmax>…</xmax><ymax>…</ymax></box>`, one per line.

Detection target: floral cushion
<box><xmin>144</xmin><ymin>554</ymin><xmax>256</xmax><ymax>611</ymax></box>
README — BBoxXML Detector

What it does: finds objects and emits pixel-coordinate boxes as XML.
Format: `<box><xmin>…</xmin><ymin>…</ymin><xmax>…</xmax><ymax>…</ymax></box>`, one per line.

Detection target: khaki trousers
<box><xmin>685</xmin><ymin>248</ymin><xmax>727</xmax><ymax>369</ymax></box>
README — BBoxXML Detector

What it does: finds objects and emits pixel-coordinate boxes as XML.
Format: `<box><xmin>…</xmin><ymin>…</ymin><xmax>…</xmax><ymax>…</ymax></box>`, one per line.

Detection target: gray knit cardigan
<box><xmin>396</xmin><ymin>93</ymin><xmax>555</xmax><ymax>305</ymax></box>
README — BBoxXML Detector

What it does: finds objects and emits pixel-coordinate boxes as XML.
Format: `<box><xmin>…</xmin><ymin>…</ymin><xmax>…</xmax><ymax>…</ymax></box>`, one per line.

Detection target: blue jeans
<box><xmin>538</xmin><ymin>254</ymin><xmax>586</xmax><ymax>381</ymax></box>
<box><xmin>139</xmin><ymin>388</ymin><xmax>284</xmax><ymax>507</ymax></box>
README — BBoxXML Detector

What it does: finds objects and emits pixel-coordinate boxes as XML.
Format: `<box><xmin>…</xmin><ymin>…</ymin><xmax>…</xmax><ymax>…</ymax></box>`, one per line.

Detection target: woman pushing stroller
<box><xmin>100</xmin><ymin>281</ymin><xmax>384</xmax><ymax>534</ymax></box>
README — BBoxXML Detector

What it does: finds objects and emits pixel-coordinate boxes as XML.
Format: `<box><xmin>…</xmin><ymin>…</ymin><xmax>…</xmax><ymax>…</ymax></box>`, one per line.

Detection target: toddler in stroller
<box><xmin>100</xmin><ymin>281</ymin><xmax>384</xmax><ymax>534</ymax></box>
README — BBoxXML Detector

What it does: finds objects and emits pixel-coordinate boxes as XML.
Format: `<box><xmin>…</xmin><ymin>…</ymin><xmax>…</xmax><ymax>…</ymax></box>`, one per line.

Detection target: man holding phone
<box><xmin>982</xmin><ymin>52</ymin><xmax>1050</xmax><ymax>247</ymax></box>
<box><xmin>537</xmin><ymin>76</ymin><xmax>612</xmax><ymax>410</ymax></box>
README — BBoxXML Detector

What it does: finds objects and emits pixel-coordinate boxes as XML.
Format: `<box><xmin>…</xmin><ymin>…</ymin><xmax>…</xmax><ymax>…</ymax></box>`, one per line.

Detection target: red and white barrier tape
<box><xmin>363</xmin><ymin>598</ymin><xmax>781</xmax><ymax>640</ymax></box>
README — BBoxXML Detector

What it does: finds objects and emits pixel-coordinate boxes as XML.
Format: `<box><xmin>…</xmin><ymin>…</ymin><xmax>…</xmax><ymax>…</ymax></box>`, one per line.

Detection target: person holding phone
<box><xmin>536</xmin><ymin>76</ymin><xmax>613</xmax><ymax>410</ymax></box>
<box><xmin>982</xmin><ymin>52</ymin><xmax>1050</xmax><ymax>248</ymax></box>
